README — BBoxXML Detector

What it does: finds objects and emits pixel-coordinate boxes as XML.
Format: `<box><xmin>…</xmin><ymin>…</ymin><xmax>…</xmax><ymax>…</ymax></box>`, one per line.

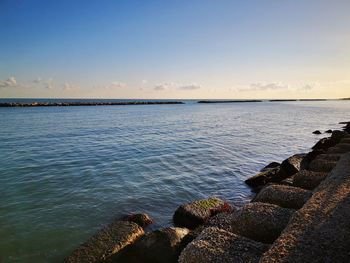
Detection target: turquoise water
<box><xmin>0</xmin><ymin>100</ymin><xmax>349</xmax><ymax>262</ymax></box>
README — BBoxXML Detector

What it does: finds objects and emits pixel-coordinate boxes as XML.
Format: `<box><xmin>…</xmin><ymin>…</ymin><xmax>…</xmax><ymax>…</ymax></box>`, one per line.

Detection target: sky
<box><xmin>0</xmin><ymin>0</ymin><xmax>349</xmax><ymax>99</ymax></box>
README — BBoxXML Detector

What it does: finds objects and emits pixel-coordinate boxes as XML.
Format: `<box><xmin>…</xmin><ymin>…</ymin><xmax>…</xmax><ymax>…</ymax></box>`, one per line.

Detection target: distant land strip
<box><xmin>0</xmin><ymin>101</ymin><xmax>184</xmax><ymax>107</ymax></box>
<box><xmin>197</xmin><ymin>100</ymin><xmax>262</xmax><ymax>103</ymax></box>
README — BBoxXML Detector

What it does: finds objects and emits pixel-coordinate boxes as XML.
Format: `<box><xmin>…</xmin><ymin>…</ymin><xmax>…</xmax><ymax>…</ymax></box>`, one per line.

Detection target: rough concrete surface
<box><xmin>252</xmin><ymin>184</ymin><xmax>312</xmax><ymax>209</ymax></box>
<box><xmin>63</xmin><ymin>221</ymin><xmax>144</xmax><ymax>263</ymax></box>
<box><xmin>292</xmin><ymin>170</ymin><xmax>328</xmax><ymax>190</ymax></box>
<box><xmin>260</xmin><ymin>153</ymin><xmax>350</xmax><ymax>263</ymax></box>
<box><xmin>179</xmin><ymin>227</ymin><xmax>270</xmax><ymax>263</ymax></box>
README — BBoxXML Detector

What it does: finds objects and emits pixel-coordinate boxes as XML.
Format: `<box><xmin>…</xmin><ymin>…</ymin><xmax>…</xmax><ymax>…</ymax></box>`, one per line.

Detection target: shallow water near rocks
<box><xmin>0</xmin><ymin>100</ymin><xmax>349</xmax><ymax>262</ymax></box>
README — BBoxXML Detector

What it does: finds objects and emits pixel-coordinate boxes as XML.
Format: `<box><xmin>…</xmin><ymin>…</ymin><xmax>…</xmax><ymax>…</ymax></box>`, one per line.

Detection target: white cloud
<box><xmin>45</xmin><ymin>79</ymin><xmax>54</xmax><ymax>89</ymax></box>
<box><xmin>238</xmin><ymin>82</ymin><xmax>289</xmax><ymax>92</ymax></box>
<box><xmin>63</xmin><ymin>82</ymin><xmax>80</xmax><ymax>91</ymax></box>
<box><xmin>106</xmin><ymin>81</ymin><xmax>127</xmax><ymax>89</ymax></box>
<box><xmin>154</xmin><ymin>82</ymin><xmax>174</xmax><ymax>91</ymax></box>
<box><xmin>142</xmin><ymin>79</ymin><xmax>148</xmax><ymax>84</ymax></box>
<box><xmin>300</xmin><ymin>84</ymin><xmax>314</xmax><ymax>91</ymax></box>
<box><xmin>0</xmin><ymin>77</ymin><xmax>17</xmax><ymax>88</ymax></box>
<box><xmin>178</xmin><ymin>84</ymin><xmax>201</xmax><ymax>90</ymax></box>
<box><xmin>33</xmin><ymin>77</ymin><xmax>42</xmax><ymax>83</ymax></box>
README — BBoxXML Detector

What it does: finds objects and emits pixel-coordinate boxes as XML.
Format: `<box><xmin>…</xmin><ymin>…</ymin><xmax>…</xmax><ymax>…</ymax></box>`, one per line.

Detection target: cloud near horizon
<box><xmin>154</xmin><ymin>83</ymin><xmax>201</xmax><ymax>91</ymax></box>
<box><xmin>238</xmin><ymin>82</ymin><xmax>289</xmax><ymax>92</ymax></box>
<box><xmin>178</xmin><ymin>84</ymin><xmax>201</xmax><ymax>90</ymax></box>
<box><xmin>105</xmin><ymin>81</ymin><xmax>127</xmax><ymax>89</ymax></box>
<box><xmin>0</xmin><ymin>77</ymin><xmax>17</xmax><ymax>88</ymax></box>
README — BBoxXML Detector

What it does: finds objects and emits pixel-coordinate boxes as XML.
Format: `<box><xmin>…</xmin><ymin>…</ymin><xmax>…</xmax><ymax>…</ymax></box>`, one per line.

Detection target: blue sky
<box><xmin>0</xmin><ymin>0</ymin><xmax>349</xmax><ymax>99</ymax></box>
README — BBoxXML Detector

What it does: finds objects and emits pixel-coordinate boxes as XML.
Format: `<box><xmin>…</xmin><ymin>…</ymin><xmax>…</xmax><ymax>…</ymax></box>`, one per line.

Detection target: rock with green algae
<box><xmin>173</xmin><ymin>197</ymin><xmax>233</xmax><ymax>229</ymax></box>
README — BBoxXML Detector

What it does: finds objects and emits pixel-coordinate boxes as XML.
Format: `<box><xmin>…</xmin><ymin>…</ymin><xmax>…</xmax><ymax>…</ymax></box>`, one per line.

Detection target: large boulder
<box><xmin>312</xmin><ymin>130</ymin><xmax>348</xmax><ymax>150</ymax></box>
<box><xmin>280</xmin><ymin>154</ymin><xmax>306</xmax><ymax>176</ymax></box>
<box><xmin>326</xmin><ymin>143</ymin><xmax>350</xmax><ymax>154</ymax></box>
<box><xmin>309</xmin><ymin>158</ymin><xmax>337</xmax><ymax>172</ymax></box>
<box><xmin>313</xmin><ymin>130</ymin><xmax>321</xmax><ymax>134</ymax></box>
<box><xmin>178</xmin><ymin>227</ymin><xmax>270</xmax><ymax>263</ymax></box>
<box><xmin>115</xmin><ymin>227</ymin><xmax>190</xmax><ymax>263</ymax></box>
<box><xmin>228</xmin><ymin>202</ymin><xmax>295</xmax><ymax>244</ymax></box>
<box><xmin>63</xmin><ymin>221</ymin><xmax>144</xmax><ymax>263</ymax></box>
<box><xmin>252</xmin><ymin>184</ymin><xmax>312</xmax><ymax>209</ymax></box>
<box><xmin>260</xmin><ymin>153</ymin><xmax>350</xmax><ymax>263</ymax></box>
<box><xmin>292</xmin><ymin>170</ymin><xmax>328</xmax><ymax>190</ymax></box>
<box><xmin>300</xmin><ymin>149</ymin><xmax>326</xmax><ymax>170</ymax></box>
<box><xmin>173</xmin><ymin>197</ymin><xmax>233</xmax><ymax>229</ymax></box>
<box><xmin>260</xmin><ymin>162</ymin><xmax>280</xmax><ymax>172</ymax></box>
<box><xmin>121</xmin><ymin>213</ymin><xmax>153</xmax><ymax>228</ymax></box>
<box><xmin>245</xmin><ymin>167</ymin><xmax>288</xmax><ymax>188</ymax></box>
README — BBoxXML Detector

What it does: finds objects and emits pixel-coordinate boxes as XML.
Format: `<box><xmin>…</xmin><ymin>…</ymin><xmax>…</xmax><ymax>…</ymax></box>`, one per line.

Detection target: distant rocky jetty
<box><xmin>198</xmin><ymin>100</ymin><xmax>262</xmax><ymax>103</ymax></box>
<box><xmin>0</xmin><ymin>101</ymin><xmax>184</xmax><ymax>107</ymax></box>
<box><xmin>63</xmin><ymin>121</ymin><xmax>350</xmax><ymax>263</ymax></box>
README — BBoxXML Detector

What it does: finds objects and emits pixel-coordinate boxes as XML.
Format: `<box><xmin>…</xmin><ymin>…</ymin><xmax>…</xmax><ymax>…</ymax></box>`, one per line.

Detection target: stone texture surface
<box><xmin>203</xmin><ymin>203</ymin><xmax>294</xmax><ymax>244</ymax></box>
<box><xmin>113</xmin><ymin>227</ymin><xmax>190</xmax><ymax>263</ymax></box>
<box><xmin>63</xmin><ymin>221</ymin><xmax>144</xmax><ymax>263</ymax></box>
<box><xmin>121</xmin><ymin>213</ymin><xmax>153</xmax><ymax>228</ymax></box>
<box><xmin>230</xmin><ymin>202</ymin><xmax>294</xmax><ymax>244</ymax></box>
<box><xmin>260</xmin><ymin>162</ymin><xmax>280</xmax><ymax>172</ymax></box>
<box><xmin>173</xmin><ymin>197</ymin><xmax>232</xmax><ymax>229</ymax></box>
<box><xmin>178</xmin><ymin>227</ymin><xmax>270</xmax><ymax>263</ymax></box>
<box><xmin>245</xmin><ymin>167</ymin><xmax>288</xmax><ymax>188</ymax></box>
<box><xmin>260</xmin><ymin>153</ymin><xmax>350</xmax><ymax>263</ymax></box>
<box><xmin>308</xmin><ymin>158</ymin><xmax>337</xmax><ymax>172</ymax></box>
<box><xmin>280</xmin><ymin>154</ymin><xmax>305</xmax><ymax>176</ymax></box>
<box><xmin>252</xmin><ymin>184</ymin><xmax>312</xmax><ymax>209</ymax></box>
<box><xmin>292</xmin><ymin>170</ymin><xmax>328</xmax><ymax>190</ymax></box>
<box><xmin>326</xmin><ymin>143</ymin><xmax>350</xmax><ymax>154</ymax></box>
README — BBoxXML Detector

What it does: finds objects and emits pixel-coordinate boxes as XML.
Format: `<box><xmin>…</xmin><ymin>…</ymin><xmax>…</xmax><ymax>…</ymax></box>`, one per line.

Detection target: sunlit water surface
<box><xmin>0</xmin><ymin>100</ymin><xmax>349</xmax><ymax>262</ymax></box>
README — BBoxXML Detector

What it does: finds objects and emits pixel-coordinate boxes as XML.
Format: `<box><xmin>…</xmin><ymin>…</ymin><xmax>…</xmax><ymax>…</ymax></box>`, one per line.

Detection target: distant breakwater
<box><xmin>197</xmin><ymin>100</ymin><xmax>262</xmax><ymax>103</ymax></box>
<box><xmin>0</xmin><ymin>101</ymin><xmax>184</xmax><ymax>107</ymax></box>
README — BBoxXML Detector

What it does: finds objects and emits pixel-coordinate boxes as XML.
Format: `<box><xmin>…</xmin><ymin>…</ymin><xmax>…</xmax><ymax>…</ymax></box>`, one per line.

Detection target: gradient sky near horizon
<box><xmin>0</xmin><ymin>0</ymin><xmax>349</xmax><ymax>99</ymax></box>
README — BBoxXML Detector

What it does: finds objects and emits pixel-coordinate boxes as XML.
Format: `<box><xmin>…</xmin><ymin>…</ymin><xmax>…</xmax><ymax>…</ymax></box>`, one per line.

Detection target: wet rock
<box><xmin>115</xmin><ymin>227</ymin><xmax>190</xmax><ymax>263</ymax></box>
<box><xmin>300</xmin><ymin>149</ymin><xmax>326</xmax><ymax>170</ymax></box>
<box><xmin>178</xmin><ymin>227</ymin><xmax>270</xmax><ymax>263</ymax></box>
<box><xmin>280</xmin><ymin>154</ymin><xmax>306</xmax><ymax>176</ymax></box>
<box><xmin>63</xmin><ymin>221</ymin><xmax>144</xmax><ymax>263</ymax></box>
<box><xmin>229</xmin><ymin>202</ymin><xmax>295</xmax><ymax>244</ymax></box>
<box><xmin>312</xmin><ymin>137</ymin><xmax>333</xmax><ymax>150</ymax></box>
<box><xmin>245</xmin><ymin>167</ymin><xmax>288</xmax><ymax>188</ymax></box>
<box><xmin>331</xmin><ymin>130</ymin><xmax>348</xmax><ymax>140</ymax></box>
<box><xmin>309</xmin><ymin>158</ymin><xmax>338</xmax><ymax>172</ymax></box>
<box><xmin>260</xmin><ymin>162</ymin><xmax>280</xmax><ymax>172</ymax></box>
<box><xmin>341</xmin><ymin>137</ymin><xmax>350</xmax><ymax>144</ymax></box>
<box><xmin>121</xmin><ymin>213</ymin><xmax>153</xmax><ymax>228</ymax></box>
<box><xmin>173</xmin><ymin>197</ymin><xmax>233</xmax><ymax>229</ymax></box>
<box><xmin>313</xmin><ymin>153</ymin><xmax>342</xmax><ymax>162</ymax></box>
<box><xmin>252</xmin><ymin>184</ymin><xmax>312</xmax><ymax>209</ymax></box>
<box><xmin>313</xmin><ymin>130</ymin><xmax>322</xmax><ymax>134</ymax></box>
<box><xmin>311</xmin><ymin>130</ymin><xmax>347</xmax><ymax>151</ymax></box>
<box><xmin>293</xmin><ymin>170</ymin><xmax>328</xmax><ymax>190</ymax></box>
<box><xmin>325</xmin><ymin>129</ymin><xmax>333</xmax><ymax>134</ymax></box>
<box><xmin>326</xmin><ymin>143</ymin><xmax>350</xmax><ymax>154</ymax></box>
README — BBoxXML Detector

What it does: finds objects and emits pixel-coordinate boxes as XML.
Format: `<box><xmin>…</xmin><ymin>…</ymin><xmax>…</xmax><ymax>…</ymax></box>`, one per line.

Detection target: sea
<box><xmin>0</xmin><ymin>99</ymin><xmax>349</xmax><ymax>262</ymax></box>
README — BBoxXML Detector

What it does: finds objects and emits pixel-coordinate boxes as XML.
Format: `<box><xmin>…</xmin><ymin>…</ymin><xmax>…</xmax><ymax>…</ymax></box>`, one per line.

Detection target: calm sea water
<box><xmin>0</xmin><ymin>100</ymin><xmax>349</xmax><ymax>262</ymax></box>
